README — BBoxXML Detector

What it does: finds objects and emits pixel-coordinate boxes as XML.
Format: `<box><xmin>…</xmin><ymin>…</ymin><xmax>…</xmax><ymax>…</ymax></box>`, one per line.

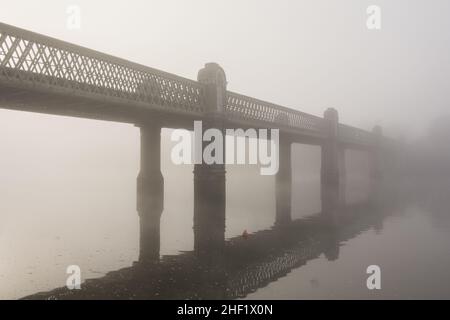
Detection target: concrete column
<box><xmin>136</xmin><ymin>123</ymin><xmax>164</xmax><ymax>263</ymax></box>
<box><xmin>194</xmin><ymin>63</ymin><xmax>227</xmax><ymax>255</ymax></box>
<box><xmin>338</xmin><ymin>147</ymin><xmax>346</xmax><ymax>206</ymax></box>
<box><xmin>323</xmin><ymin>229</ymin><xmax>340</xmax><ymax>261</ymax></box>
<box><xmin>370</xmin><ymin>125</ymin><xmax>384</xmax><ymax>202</ymax></box>
<box><xmin>321</xmin><ymin>108</ymin><xmax>340</xmax><ymax>216</ymax></box>
<box><xmin>370</xmin><ymin>125</ymin><xmax>383</xmax><ymax>181</ymax></box>
<box><xmin>275</xmin><ymin>135</ymin><xmax>292</xmax><ymax>226</ymax></box>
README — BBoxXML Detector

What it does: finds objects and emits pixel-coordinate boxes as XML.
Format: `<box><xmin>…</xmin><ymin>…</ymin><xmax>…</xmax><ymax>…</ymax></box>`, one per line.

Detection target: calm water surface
<box><xmin>0</xmin><ymin>112</ymin><xmax>449</xmax><ymax>299</ymax></box>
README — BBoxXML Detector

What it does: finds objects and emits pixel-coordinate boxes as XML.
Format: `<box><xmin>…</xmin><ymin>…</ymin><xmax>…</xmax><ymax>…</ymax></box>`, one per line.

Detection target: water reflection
<box><xmin>23</xmin><ymin>192</ymin><xmax>400</xmax><ymax>300</ymax></box>
<box><xmin>414</xmin><ymin>179</ymin><xmax>450</xmax><ymax>233</ymax></box>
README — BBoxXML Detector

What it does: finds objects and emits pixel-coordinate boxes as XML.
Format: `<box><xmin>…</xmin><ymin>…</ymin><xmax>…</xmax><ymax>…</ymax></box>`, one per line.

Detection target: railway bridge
<box><xmin>0</xmin><ymin>22</ymin><xmax>393</xmax><ymax>262</ymax></box>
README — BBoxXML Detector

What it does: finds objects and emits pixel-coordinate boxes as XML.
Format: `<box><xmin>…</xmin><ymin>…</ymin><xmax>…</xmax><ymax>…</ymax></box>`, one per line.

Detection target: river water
<box><xmin>0</xmin><ymin>113</ymin><xmax>449</xmax><ymax>299</ymax></box>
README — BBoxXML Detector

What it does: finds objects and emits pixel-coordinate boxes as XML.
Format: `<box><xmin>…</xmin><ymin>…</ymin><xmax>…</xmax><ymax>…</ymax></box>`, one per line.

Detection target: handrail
<box><xmin>0</xmin><ymin>22</ymin><xmax>205</xmax><ymax>112</ymax></box>
<box><xmin>0</xmin><ymin>22</ymin><xmax>379</xmax><ymax>147</ymax></box>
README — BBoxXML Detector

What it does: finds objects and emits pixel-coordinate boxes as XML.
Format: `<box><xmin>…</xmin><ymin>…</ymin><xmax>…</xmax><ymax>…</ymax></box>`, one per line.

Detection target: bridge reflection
<box><xmin>23</xmin><ymin>193</ymin><xmax>400</xmax><ymax>300</ymax></box>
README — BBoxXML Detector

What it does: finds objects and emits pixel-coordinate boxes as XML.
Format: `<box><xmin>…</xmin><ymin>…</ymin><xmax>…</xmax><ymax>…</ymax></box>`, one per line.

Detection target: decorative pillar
<box><xmin>136</xmin><ymin>123</ymin><xmax>164</xmax><ymax>263</ymax></box>
<box><xmin>193</xmin><ymin>63</ymin><xmax>227</xmax><ymax>255</ymax></box>
<box><xmin>370</xmin><ymin>125</ymin><xmax>383</xmax><ymax>181</ymax></box>
<box><xmin>275</xmin><ymin>134</ymin><xmax>292</xmax><ymax>226</ymax></box>
<box><xmin>338</xmin><ymin>147</ymin><xmax>346</xmax><ymax>206</ymax></box>
<box><xmin>321</xmin><ymin>108</ymin><xmax>340</xmax><ymax>216</ymax></box>
<box><xmin>370</xmin><ymin>125</ymin><xmax>383</xmax><ymax>203</ymax></box>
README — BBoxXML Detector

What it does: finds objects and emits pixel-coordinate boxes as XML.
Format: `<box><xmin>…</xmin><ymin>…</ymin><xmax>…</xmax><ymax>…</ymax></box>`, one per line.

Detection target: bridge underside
<box><xmin>0</xmin><ymin>22</ymin><xmax>391</xmax><ymax>285</ymax></box>
<box><xmin>0</xmin><ymin>22</ymin><xmax>381</xmax><ymax>150</ymax></box>
<box><xmin>0</xmin><ymin>81</ymin><xmax>330</xmax><ymax>147</ymax></box>
<box><xmin>0</xmin><ymin>81</ymin><xmax>198</xmax><ymax>129</ymax></box>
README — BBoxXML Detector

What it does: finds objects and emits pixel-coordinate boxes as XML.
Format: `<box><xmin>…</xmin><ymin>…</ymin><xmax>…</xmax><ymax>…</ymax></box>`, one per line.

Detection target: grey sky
<box><xmin>1</xmin><ymin>0</ymin><xmax>450</xmax><ymax>138</ymax></box>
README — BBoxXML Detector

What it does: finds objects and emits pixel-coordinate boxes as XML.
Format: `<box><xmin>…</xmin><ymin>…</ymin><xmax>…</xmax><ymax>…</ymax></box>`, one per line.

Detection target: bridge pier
<box><xmin>193</xmin><ymin>63</ymin><xmax>228</xmax><ymax>256</ymax></box>
<box><xmin>370</xmin><ymin>125</ymin><xmax>383</xmax><ymax>182</ymax></box>
<box><xmin>193</xmin><ymin>135</ymin><xmax>226</xmax><ymax>255</ymax></box>
<box><xmin>370</xmin><ymin>125</ymin><xmax>384</xmax><ymax>203</ymax></box>
<box><xmin>275</xmin><ymin>135</ymin><xmax>292</xmax><ymax>226</ymax></box>
<box><xmin>338</xmin><ymin>147</ymin><xmax>347</xmax><ymax>206</ymax></box>
<box><xmin>136</xmin><ymin>123</ymin><xmax>164</xmax><ymax>263</ymax></box>
<box><xmin>321</xmin><ymin>108</ymin><xmax>340</xmax><ymax>219</ymax></box>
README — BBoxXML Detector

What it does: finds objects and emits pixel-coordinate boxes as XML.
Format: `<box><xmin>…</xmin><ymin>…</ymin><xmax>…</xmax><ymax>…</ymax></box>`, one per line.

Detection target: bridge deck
<box><xmin>0</xmin><ymin>22</ymin><xmax>375</xmax><ymax>147</ymax></box>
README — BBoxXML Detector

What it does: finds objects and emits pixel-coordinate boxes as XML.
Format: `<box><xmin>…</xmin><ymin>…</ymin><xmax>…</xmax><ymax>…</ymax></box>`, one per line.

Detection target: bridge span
<box><xmin>0</xmin><ymin>22</ymin><xmax>393</xmax><ymax>262</ymax></box>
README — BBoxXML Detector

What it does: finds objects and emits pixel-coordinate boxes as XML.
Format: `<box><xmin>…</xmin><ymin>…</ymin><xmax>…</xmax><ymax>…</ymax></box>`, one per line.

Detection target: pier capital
<box><xmin>323</xmin><ymin>108</ymin><xmax>339</xmax><ymax>139</ymax></box>
<box><xmin>324</xmin><ymin>108</ymin><xmax>339</xmax><ymax>123</ymax></box>
<box><xmin>198</xmin><ymin>63</ymin><xmax>227</xmax><ymax>113</ymax></box>
<box><xmin>372</xmin><ymin>125</ymin><xmax>383</xmax><ymax>136</ymax></box>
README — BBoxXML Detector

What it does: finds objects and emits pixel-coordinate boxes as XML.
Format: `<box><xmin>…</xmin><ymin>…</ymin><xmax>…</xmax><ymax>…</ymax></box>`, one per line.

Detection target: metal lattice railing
<box><xmin>0</xmin><ymin>22</ymin><xmax>205</xmax><ymax>113</ymax></box>
<box><xmin>339</xmin><ymin>123</ymin><xmax>375</xmax><ymax>146</ymax></box>
<box><xmin>0</xmin><ymin>22</ymin><xmax>378</xmax><ymax>147</ymax></box>
<box><xmin>225</xmin><ymin>91</ymin><xmax>325</xmax><ymax>133</ymax></box>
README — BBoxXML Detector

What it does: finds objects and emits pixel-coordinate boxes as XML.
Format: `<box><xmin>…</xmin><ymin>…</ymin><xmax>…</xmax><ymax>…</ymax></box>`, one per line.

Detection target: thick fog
<box><xmin>1</xmin><ymin>0</ymin><xmax>450</xmax><ymax>299</ymax></box>
<box><xmin>2</xmin><ymin>0</ymin><xmax>450</xmax><ymax>137</ymax></box>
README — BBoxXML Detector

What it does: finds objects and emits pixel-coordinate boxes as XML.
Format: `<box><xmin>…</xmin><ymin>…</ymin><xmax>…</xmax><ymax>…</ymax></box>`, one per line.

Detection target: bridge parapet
<box><xmin>0</xmin><ymin>22</ymin><xmax>385</xmax><ymax>148</ymax></box>
<box><xmin>0</xmin><ymin>22</ymin><xmax>205</xmax><ymax>113</ymax></box>
<box><xmin>225</xmin><ymin>91</ymin><xmax>325</xmax><ymax>134</ymax></box>
<box><xmin>339</xmin><ymin>123</ymin><xmax>375</xmax><ymax>147</ymax></box>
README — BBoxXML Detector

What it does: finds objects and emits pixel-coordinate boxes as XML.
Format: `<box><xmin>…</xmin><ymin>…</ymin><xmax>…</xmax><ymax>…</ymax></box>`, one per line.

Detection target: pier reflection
<box><xmin>23</xmin><ymin>195</ymin><xmax>400</xmax><ymax>300</ymax></box>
